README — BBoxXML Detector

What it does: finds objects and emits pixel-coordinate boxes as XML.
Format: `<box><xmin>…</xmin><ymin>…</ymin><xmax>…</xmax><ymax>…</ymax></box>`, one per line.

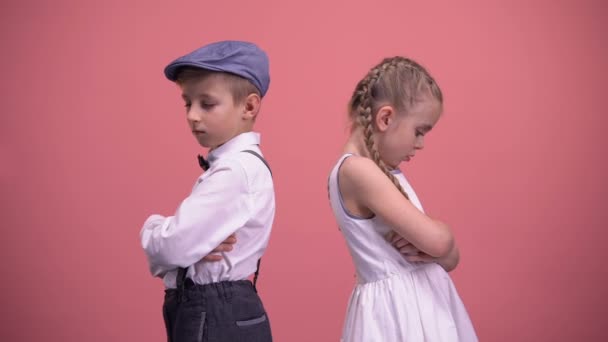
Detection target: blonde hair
<box><xmin>348</xmin><ymin>56</ymin><xmax>443</xmax><ymax>199</ymax></box>
<box><xmin>175</xmin><ymin>67</ymin><xmax>260</xmax><ymax>104</ymax></box>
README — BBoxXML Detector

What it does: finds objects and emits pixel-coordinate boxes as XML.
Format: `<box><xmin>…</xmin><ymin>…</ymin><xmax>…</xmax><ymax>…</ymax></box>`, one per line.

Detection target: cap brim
<box><xmin>164</xmin><ymin>61</ymin><xmax>225</xmax><ymax>81</ymax></box>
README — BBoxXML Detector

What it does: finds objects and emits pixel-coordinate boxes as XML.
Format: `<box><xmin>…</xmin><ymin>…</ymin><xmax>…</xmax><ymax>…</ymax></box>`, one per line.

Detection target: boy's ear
<box><xmin>242</xmin><ymin>93</ymin><xmax>261</xmax><ymax>120</ymax></box>
<box><xmin>375</xmin><ymin>105</ymin><xmax>395</xmax><ymax>132</ymax></box>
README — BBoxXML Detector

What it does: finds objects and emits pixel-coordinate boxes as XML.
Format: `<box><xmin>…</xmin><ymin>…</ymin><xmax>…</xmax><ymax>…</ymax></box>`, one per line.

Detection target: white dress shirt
<box><xmin>140</xmin><ymin>132</ymin><xmax>275</xmax><ymax>288</ymax></box>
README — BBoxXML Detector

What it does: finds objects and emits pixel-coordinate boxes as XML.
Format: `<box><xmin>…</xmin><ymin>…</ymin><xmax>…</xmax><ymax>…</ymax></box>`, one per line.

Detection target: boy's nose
<box><xmin>186</xmin><ymin>108</ymin><xmax>202</xmax><ymax>122</ymax></box>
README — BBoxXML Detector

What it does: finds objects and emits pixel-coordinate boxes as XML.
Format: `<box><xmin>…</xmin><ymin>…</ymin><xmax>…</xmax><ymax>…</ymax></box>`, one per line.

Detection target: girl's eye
<box><xmin>416</xmin><ymin>130</ymin><xmax>423</xmax><ymax>137</ymax></box>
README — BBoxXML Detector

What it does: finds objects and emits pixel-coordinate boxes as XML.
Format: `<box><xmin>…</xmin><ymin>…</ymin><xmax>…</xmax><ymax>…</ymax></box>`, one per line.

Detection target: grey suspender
<box><xmin>177</xmin><ymin>149</ymin><xmax>272</xmax><ymax>293</ymax></box>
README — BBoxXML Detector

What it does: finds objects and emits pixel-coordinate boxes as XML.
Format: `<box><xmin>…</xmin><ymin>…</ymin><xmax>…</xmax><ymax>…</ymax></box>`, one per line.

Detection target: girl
<box><xmin>327</xmin><ymin>56</ymin><xmax>477</xmax><ymax>341</ymax></box>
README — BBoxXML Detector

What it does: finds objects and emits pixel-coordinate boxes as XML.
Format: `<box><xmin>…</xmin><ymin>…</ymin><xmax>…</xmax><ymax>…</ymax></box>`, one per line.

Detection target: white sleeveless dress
<box><xmin>328</xmin><ymin>154</ymin><xmax>478</xmax><ymax>342</ymax></box>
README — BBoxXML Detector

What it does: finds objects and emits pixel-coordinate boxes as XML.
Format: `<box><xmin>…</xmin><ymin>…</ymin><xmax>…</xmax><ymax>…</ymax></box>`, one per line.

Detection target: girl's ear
<box><xmin>242</xmin><ymin>93</ymin><xmax>261</xmax><ymax>120</ymax></box>
<box><xmin>375</xmin><ymin>106</ymin><xmax>395</xmax><ymax>132</ymax></box>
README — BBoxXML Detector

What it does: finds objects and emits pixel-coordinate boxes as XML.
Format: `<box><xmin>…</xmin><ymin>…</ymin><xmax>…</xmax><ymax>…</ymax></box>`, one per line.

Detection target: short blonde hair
<box><xmin>175</xmin><ymin>67</ymin><xmax>261</xmax><ymax>104</ymax></box>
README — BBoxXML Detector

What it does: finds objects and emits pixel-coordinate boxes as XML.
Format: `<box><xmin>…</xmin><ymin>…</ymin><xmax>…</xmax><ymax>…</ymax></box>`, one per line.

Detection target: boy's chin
<box><xmin>196</xmin><ymin>138</ymin><xmax>227</xmax><ymax>150</ymax></box>
<box><xmin>194</xmin><ymin>139</ymin><xmax>213</xmax><ymax>149</ymax></box>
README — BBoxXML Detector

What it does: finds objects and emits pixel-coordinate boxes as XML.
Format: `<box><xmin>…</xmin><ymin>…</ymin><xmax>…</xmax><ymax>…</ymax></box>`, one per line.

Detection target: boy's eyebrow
<box><xmin>181</xmin><ymin>92</ymin><xmax>214</xmax><ymax>100</ymax></box>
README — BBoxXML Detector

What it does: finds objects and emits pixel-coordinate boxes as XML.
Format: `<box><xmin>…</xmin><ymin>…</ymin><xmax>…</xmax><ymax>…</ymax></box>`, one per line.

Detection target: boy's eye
<box><xmin>416</xmin><ymin>130</ymin><xmax>423</xmax><ymax>137</ymax></box>
<box><xmin>201</xmin><ymin>102</ymin><xmax>215</xmax><ymax>109</ymax></box>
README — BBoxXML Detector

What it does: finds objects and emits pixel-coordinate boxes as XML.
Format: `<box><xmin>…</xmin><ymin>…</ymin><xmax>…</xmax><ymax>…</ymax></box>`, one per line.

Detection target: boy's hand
<box><xmin>202</xmin><ymin>234</ymin><xmax>237</xmax><ymax>262</ymax></box>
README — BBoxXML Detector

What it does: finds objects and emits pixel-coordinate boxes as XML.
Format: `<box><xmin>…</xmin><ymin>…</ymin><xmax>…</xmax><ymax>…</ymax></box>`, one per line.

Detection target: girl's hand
<box><xmin>386</xmin><ymin>231</ymin><xmax>424</xmax><ymax>256</ymax></box>
<box><xmin>403</xmin><ymin>252</ymin><xmax>437</xmax><ymax>263</ymax></box>
<box><xmin>387</xmin><ymin>231</ymin><xmax>440</xmax><ymax>263</ymax></box>
<box><xmin>202</xmin><ymin>234</ymin><xmax>237</xmax><ymax>262</ymax></box>
<box><xmin>404</xmin><ymin>247</ymin><xmax>460</xmax><ymax>271</ymax></box>
<box><xmin>387</xmin><ymin>231</ymin><xmax>460</xmax><ymax>271</ymax></box>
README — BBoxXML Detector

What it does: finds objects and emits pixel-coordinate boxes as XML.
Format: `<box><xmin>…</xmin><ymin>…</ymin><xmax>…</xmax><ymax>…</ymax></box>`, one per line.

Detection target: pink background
<box><xmin>2</xmin><ymin>0</ymin><xmax>607</xmax><ymax>341</ymax></box>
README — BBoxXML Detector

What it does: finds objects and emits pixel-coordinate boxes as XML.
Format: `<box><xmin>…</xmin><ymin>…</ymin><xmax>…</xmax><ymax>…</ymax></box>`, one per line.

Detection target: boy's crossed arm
<box><xmin>202</xmin><ymin>234</ymin><xmax>237</xmax><ymax>262</ymax></box>
<box><xmin>140</xmin><ymin>161</ymin><xmax>249</xmax><ymax>276</ymax></box>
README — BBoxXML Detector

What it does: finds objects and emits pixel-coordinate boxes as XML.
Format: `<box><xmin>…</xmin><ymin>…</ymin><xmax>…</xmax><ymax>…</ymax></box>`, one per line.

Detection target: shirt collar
<box><xmin>208</xmin><ymin>132</ymin><xmax>261</xmax><ymax>163</ymax></box>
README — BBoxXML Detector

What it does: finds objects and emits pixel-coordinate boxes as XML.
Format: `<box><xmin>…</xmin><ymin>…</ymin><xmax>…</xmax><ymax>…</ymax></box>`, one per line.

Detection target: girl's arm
<box><xmin>389</xmin><ymin>231</ymin><xmax>460</xmax><ymax>272</ymax></box>
<box><xmin>435</xmin><ymin>244</ymin><xmax>460</xmax><ymax>272</ymax></box>
<box><xmin>339</xmin><ymin>156</ymin><xmax>454</xmax><ymax>258</ymax></box>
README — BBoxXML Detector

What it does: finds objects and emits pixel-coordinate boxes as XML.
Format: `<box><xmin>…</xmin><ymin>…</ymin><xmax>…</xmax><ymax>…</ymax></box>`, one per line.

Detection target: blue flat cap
<box><xmin>164</xmin><ymin>40</ymin><xmax>270</xmax><ymax>97</ymax></box>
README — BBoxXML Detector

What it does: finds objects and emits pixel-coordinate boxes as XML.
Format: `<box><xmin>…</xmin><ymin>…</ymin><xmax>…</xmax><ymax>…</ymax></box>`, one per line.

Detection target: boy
<box><xmin>140</xmin><ymin>40</ymin><xmax>274</xmax><ymax>342</ymax></box>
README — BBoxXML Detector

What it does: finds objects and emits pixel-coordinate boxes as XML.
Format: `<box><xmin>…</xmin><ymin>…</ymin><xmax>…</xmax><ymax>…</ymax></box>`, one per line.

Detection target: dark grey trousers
<box><xmin>163</xmin><ymin>279</ymin><xmax>272</xmax><ymax>342</ymax></box>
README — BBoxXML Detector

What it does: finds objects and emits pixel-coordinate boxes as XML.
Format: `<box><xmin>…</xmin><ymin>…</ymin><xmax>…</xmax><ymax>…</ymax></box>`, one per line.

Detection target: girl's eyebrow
<box><xmin>419</xmin><ymin>124</ymin><xmax>433</xmax><ymax>133</ymax></box>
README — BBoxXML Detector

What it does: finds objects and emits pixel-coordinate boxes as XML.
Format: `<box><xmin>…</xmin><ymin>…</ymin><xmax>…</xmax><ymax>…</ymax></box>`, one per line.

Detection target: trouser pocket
<box><xmin>174</xmin><ymin>303</ymin><xmax>208</xmax><ymax>342</ymax></box>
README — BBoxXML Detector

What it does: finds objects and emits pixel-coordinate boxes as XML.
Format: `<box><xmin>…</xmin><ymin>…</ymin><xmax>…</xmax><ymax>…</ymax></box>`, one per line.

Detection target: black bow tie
<box><xmin>197</xmin><ymin>154</ymin><xmax>210</xmax><ymax>171</ymax></box>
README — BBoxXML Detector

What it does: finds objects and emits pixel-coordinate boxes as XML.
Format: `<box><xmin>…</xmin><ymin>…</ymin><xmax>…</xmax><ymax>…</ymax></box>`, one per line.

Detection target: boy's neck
<box><xmin>209</xmin><ymin>129</ymin><xmax>255</xmax><ymax>152</ymax></box>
